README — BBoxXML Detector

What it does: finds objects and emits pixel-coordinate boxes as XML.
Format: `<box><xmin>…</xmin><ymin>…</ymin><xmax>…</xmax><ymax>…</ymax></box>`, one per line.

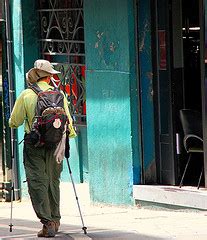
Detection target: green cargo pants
<box><xmin>23</xmin><ymin>143</ymin><xmax>63</xmax><ymax>224</ymax></box>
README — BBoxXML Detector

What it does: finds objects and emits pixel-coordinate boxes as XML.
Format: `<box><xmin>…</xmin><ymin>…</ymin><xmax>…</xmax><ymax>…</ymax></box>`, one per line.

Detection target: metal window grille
<box><xmin>38</xmin><ymin>0</ymin><xmax>86</xmax><ymax>126</ymax></box>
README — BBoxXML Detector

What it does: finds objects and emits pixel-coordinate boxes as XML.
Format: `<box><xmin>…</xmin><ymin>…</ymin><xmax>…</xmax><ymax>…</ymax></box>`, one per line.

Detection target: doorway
<box><xmin>180</xmin><ymin>0</ymin><xmax>203</xmax><ymax>186</ymax></box>
<box><xmin>153</xmin><ymin>0</ymin><xmax>204</xmax><ymax>187</ymax></box>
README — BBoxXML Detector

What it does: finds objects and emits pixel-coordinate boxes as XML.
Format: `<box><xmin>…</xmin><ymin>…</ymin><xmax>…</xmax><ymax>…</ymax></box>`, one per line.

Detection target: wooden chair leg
<box><xmin>179</xmin><ymin>153</ymin><xmax>191</xmax><ymax>188</ymax></box>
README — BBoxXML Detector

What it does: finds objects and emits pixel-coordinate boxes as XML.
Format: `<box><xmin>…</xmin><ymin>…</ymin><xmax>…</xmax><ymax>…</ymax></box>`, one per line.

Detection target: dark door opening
<box><xmin>153</xmin><ymin>0</ymin><xmax>204</xmax><ymax>187</ymax></box>
<box><xmin>178</xmin><ymin>0</ymin><xmax>204</xmax><ymax>187</ymax></box>
<box><xmin>182</xmin><ymin>0</ymin><xmax>201</xmax><ymax>112</ymax></box>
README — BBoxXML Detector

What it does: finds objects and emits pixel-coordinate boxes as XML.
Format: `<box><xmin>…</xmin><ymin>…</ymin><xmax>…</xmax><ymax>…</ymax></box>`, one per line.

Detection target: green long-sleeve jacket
<box><xmin>9</xmin><ymin>81</ymin><xmax>77</xmax><ymax>138</ymax></box>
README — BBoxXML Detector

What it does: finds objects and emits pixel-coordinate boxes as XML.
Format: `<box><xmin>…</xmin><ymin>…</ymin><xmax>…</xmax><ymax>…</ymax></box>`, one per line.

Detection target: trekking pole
<box><xmin>4</xmin><ymin>0</ymin><xmax>15</xmax><ymax>232</ymax></box>
<box><xmin>9</xmin><ymin>129</ymin><xmax>15</xmax><ymax>232</ymax></box>
<box><xmin>65</xmin><ymin>129</ymin><xmax>87</xmax><ymax>234</ymax></box>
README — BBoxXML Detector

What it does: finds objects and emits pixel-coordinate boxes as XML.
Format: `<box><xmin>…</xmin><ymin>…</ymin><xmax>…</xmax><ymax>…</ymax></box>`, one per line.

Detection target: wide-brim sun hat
<box><xmin>26</xmin><ymin>59</ymin><xmax>60</xmax><ymax>83</ymax></box>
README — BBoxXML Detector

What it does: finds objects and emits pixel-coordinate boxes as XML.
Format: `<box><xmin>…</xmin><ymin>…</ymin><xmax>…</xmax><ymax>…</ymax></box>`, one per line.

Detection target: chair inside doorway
<box><xmin>179</xmin><ymin>109</ymin><xmax>204</xmax><ymax>189</ymax></box>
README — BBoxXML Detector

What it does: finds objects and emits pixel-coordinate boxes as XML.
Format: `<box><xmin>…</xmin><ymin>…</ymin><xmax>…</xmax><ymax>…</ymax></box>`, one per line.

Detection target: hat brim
<box><xmin>46</xmin><ymin>68</ymin><xmax>61</xmax><ymax>75</ymax></box>
<box><xmin>26</xmin><ymin>68</ymin><xmax>60</xmax><ymax>83</ymax></box>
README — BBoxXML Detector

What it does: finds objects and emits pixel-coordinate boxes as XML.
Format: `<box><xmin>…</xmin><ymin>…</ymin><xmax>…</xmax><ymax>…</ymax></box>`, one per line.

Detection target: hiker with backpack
<box><xmin>9</xmin><ymin>59</ymin><xmax>77</xmax><ymax>237</ymax></box>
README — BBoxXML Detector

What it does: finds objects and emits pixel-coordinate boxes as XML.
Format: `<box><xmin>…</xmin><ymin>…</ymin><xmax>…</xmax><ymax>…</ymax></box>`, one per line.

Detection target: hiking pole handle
<box><xmin>65</xmin><ymin>129</ymin><xmax>70</xmax><ymax>159</ymax></box>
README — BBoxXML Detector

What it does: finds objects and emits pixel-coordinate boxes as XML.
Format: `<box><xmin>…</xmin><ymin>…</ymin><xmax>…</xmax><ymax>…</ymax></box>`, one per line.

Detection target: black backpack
<box><xmin>28</xmin><ymin>83</ymin><xmax>68</xmax><ymax>148</ymax></box>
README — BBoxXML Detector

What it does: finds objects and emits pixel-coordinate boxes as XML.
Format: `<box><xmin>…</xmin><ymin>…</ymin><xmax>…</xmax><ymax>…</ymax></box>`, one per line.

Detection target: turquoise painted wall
<box><xmin>22</xmin><ymin>0</ymin><xmax>39</xmax><ymax>80</ymax></box>
<box><xmin>129</xmin><ymin>2</ymin><xmax>142</xmax><ymax>185</ymax></box>
<box><xmin>10</xmin><ymin>0</ymin><xmax>26</xmax><ymax>190</ymax></box>
<box><xmin>138</xmin><ymin>0</ymin><xmax>156</xmax><ymax>183</ymax></box>
<box><xmin>84</xmin><ymin>0</ymin><xmax>140</xmax><ymax>205</ymax></box>
<box><xmin>61</xmin><ymin>127</ymin><xmax>88</xmax><ymax>183</ymax></box>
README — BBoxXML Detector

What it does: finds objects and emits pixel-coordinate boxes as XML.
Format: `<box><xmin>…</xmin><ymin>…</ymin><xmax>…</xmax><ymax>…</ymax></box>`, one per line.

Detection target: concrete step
<box><xmin>133</xmin><ymin>185</ymin><xmax>207</xmax><ymax>210</ymax></box>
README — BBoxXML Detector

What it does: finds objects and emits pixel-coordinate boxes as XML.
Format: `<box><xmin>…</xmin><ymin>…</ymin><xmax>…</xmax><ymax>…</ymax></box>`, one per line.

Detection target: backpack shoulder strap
<box><xmin>28</xmin><ymin>83</ymin><xmax>42</xmax><ymax>95</ymax></box>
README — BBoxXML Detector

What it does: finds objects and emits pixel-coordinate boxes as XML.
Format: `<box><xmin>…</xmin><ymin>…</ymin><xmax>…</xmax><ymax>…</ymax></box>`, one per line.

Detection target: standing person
<box><xmin>9</xmin><ymin>59</ymin><xmax>76</xmax><ymax>237</ymax></box>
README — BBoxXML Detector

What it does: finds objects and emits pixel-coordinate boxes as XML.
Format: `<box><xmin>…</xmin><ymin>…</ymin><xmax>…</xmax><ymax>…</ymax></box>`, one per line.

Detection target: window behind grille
<box><xmin>38</xmin><ymin>0</ymin><xmax>86</xmax><ymax>126</ymax></box>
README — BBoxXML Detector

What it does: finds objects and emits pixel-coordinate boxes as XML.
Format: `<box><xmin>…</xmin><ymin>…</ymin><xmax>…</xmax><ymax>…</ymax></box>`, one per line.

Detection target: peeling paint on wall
<box><xmin>146</xmin><ymin>72</ymin><xmax>153</xmax><ymax>101</ymax></box>
<box><xmin>138</xmin><ymin>0</ymin><xmax>155</xmax><ymax>182</ymax></box>
<box><xmin>139</xmin><ymin>20</ymin><xmax>150</xmax><ymax>52</ymax></box>
<box><xmin>95</xmin><ymin>31</ymin><xmax>104</xmax><ymax>48</ymax></box>
<box><xmin>110</xmin><ymin>42</ymin><xmax>116</xmax><ymax>52</ymax></box>
<box><xmin>94</xmin><ymin>31</ymin><xmax>119</xmax><ymax>67</ymax></box>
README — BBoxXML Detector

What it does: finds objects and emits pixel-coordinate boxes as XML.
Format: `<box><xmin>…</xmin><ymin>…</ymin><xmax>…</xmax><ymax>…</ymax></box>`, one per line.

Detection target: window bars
<box><xmin>38</xmin><ymin>0</ymin><xmax>86</xmax><ymax>126</ymax></box>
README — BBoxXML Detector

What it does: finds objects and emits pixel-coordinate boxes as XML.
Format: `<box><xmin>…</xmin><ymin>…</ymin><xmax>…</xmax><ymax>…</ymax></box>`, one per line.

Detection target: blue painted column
<box><xmin>9</xmin><ymin>0</ymin><xmax>26</xmax><ymax>193</ymax></box>
<box><xmin>21</xmin><ymin>0</ymin><xmax>39</xmax><ymax>77</ymax></box>
<box><xmin>138</xmin><ymin>0</ymin><xmax>156</xmax><ymax>183</ymax></box>
<box><xmin>84</xmin><ymin>0</ymin><xmax>140</xmax><ymax>205</ymax></box>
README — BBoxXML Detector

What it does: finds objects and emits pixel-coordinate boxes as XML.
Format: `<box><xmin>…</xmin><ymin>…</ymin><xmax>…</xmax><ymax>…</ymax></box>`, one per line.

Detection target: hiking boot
<box><xmin>37</xmin><ymin>221</ymin><xmax>56</xmax><ymax>238</ymax></box>
<box><xmin>54</xmin><ymin>220</ymin><xmax>60</xmax><ymax>232</ymax></box>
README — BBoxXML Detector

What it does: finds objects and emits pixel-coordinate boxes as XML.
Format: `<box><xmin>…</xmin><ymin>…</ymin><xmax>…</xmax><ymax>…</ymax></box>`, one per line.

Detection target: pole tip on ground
<box><xmin>82</xmin><ymin>226</ymin><xmax>87</xmax><ymax>234</ymax></box>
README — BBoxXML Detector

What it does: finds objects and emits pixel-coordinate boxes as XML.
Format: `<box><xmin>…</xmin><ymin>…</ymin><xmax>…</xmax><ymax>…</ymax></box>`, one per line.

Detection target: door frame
<box><xmin>151</xmin><ymin>0</ymin><xmax>177</xmax><ymax>185</ymax></box>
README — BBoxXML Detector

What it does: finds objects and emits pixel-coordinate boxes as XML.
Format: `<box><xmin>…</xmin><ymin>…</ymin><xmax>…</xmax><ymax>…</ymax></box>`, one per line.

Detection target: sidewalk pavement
<box><xmin>1</xmin><ymin>183</ymin><xmax>207</xmax><ymax>240</ymax></box>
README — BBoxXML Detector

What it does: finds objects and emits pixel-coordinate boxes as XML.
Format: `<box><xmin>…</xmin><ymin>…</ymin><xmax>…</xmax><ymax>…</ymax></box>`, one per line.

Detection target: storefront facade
<box><xmin>1</xmin><ymin>0</ymin><xmax>207</xmax><ymax>206</ymax></box>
